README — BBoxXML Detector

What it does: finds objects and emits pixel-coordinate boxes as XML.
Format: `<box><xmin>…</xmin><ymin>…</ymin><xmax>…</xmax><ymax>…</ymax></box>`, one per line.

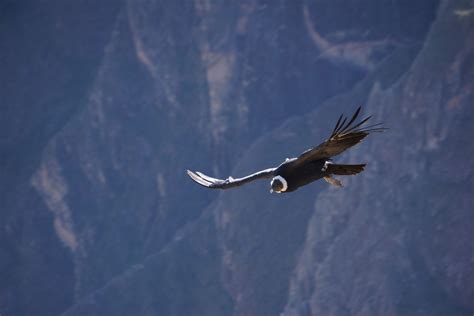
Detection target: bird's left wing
<box><xmin>187</xmin><ymin>168</ymin><xmax>276</xmax><ymax>189</ymax></box>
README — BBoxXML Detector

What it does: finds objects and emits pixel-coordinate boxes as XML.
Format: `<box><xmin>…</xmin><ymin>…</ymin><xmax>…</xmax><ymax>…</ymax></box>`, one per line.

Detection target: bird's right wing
<box><xmin>187</xmin><ymin>168</ymin><xmax>276</xmax><ymax>189</ymax></box>
<box><xmin>292</xmin><ymin>106</ymin><xmax>385</xmax><ymax>167</ymax></box>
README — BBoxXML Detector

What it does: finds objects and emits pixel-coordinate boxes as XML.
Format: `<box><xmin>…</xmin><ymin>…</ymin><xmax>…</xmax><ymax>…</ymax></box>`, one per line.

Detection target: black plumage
<box><xmin>187</xmin><ymin>107</ymin><xmax>385</xmax><ymax>193</ymax></box>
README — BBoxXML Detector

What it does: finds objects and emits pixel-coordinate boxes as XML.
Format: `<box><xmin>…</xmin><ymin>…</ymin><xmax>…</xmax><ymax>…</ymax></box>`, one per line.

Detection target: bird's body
<box><xmin>273</xmin><ymin>158</ymin><xmax>326</xmax><ymax>192</ymax></box>
<box><xmin>187</xmin><ymin>106</ymin><xmax>385</xmax><ymax>193</ymax></box>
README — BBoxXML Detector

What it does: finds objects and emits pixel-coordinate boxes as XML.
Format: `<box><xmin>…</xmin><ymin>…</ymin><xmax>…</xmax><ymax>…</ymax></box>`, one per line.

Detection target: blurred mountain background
<box><xmin>1</xmin><ymin>0</ymin><xmax>473</xmax><ymax>315</ymax></box>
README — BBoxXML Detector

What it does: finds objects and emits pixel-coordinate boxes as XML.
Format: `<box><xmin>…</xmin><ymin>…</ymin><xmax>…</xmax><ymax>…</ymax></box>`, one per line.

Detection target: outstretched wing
<box><xmin>187</xmin><ymin>168</ymin><xmax>276</xmax><ymax>189</ymax></box>
<box><xmin>293</xmin><ymin>106</ymin><xmax>385</xmax><ymax>166</ymax></box>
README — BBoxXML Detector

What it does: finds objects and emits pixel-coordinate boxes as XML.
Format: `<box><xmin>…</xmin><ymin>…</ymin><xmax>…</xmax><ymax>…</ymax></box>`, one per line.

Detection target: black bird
<box><xmin>187</xmin><ymin>107</ymin><xmax>385</xmax><ymax>193</ymax></box>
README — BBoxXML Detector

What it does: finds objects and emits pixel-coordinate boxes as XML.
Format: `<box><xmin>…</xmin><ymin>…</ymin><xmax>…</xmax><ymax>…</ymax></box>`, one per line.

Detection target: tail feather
<box><xmin>327</xmin><ymin>163</ymin><xmax>366</xmax><ymax>175</ymax></box>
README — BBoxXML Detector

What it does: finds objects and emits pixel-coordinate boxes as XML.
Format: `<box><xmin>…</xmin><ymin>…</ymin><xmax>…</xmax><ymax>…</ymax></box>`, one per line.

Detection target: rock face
<box><xmin>1</xmin><ymin>0</ymin><xmax>473</xmax><ymax>316</ymax></box>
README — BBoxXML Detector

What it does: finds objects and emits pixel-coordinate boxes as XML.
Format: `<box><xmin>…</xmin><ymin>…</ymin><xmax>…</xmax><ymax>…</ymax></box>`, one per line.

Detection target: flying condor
<box><xmin>187</xmin><ymin>107</ymin><xmax>385</xmax><ymax>193</ymax></box>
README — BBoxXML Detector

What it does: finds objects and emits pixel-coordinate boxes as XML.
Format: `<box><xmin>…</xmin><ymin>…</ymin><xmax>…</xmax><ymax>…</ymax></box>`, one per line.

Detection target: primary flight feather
<box><xmin>187</xmin><ymin>106</ymin><xmax>385</xmax><ymax>193</ymax></box>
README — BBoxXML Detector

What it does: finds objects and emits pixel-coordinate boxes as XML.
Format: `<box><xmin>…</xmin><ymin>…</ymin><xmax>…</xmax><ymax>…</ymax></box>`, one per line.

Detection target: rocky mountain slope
<box><xmin>1</xmin><ymin>1</ymin><xmax>472</xmax><ymax>315</ymax></box>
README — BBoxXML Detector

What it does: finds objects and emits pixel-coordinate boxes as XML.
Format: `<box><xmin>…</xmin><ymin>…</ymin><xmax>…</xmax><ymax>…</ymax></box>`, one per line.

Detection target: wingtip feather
<box><xmin>187</xmin><ymin>170</ymin><xmax>213</xmax><ymax>187</ymax></box>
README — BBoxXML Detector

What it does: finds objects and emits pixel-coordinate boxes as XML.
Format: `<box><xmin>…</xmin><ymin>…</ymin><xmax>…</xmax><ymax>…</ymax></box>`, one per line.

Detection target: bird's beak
<box><xmin>270</xmin><ymin>189</ymin><xmax>274</xmax><ymax>193</ymax></box>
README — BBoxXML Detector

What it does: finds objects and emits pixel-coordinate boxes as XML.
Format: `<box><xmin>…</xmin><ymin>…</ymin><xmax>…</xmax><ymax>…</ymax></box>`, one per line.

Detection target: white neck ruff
<box><xmin>273</xmin><ymin>175</ymin><xmax>288</xmax><ymax>193</ymax></box>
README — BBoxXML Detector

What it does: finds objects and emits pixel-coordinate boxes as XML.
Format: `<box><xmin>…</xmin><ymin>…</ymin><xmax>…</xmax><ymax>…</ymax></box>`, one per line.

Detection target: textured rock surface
<box><xmin>283</xmin><ymin>2</ymin><xmax>474</xmax><ymax>315</ymax></box>
<box><xmin>2</xmin><ymin>0</ymin><xmax>473</xmax><ymax>316</ymax></box>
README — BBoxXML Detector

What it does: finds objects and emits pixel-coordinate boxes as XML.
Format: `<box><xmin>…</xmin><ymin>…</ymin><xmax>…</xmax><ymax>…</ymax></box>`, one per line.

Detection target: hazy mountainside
<box><xmin>1</xmin><ymin>1</ymin><xmax>473</xmax><ymax>316</ymax></box>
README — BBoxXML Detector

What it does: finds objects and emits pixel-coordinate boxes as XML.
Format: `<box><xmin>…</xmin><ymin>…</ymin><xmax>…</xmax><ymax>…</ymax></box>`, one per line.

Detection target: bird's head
<box><xmin>270</xmin><ymin>176</ymin><xmax>288</xmax><ymax>193</ymax></box>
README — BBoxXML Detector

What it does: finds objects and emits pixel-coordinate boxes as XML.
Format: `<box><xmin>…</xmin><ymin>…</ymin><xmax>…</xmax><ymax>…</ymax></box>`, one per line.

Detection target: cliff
<box><xmin>1</xmin><ymin>1</ymin><xmax>472</xmax><ymax>315</ymax></box>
